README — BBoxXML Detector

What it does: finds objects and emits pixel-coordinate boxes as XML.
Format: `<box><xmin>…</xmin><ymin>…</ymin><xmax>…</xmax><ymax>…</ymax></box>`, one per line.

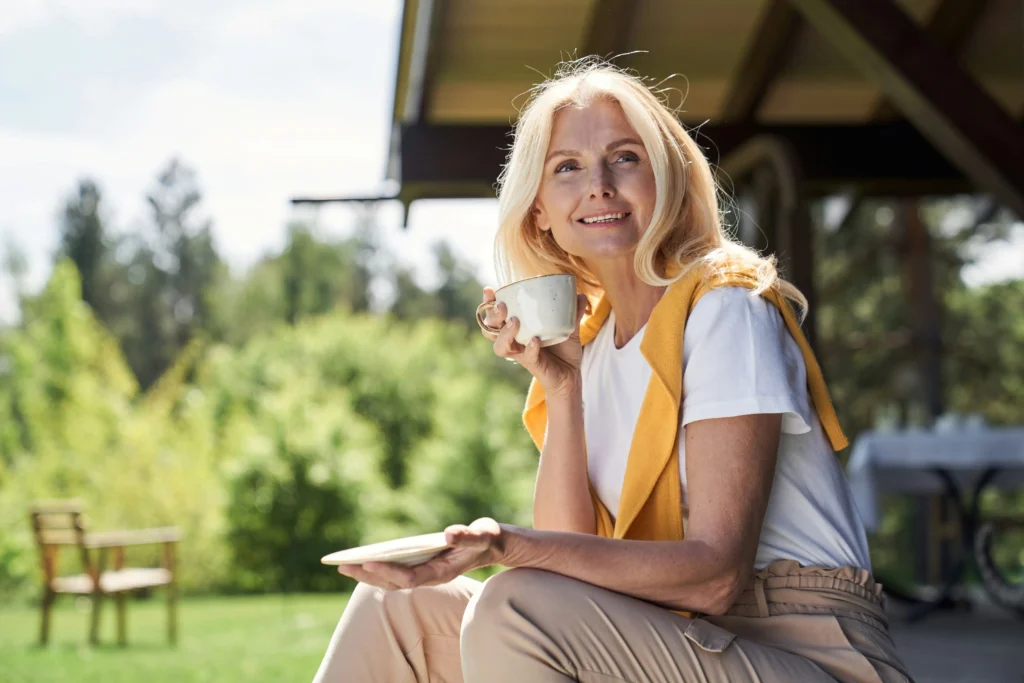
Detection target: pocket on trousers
<box><xmin>684</xmin><ymin>619</ymin><xmax>737</xmax><ymax>653</ymax></box>
<box><xmin>828</xmin><ymin>616</ymin><xmax>913</xmax><ymax>683</ymax></box>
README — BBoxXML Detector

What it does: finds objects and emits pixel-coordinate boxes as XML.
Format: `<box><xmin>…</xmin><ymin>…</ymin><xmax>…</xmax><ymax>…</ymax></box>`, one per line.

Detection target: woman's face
<box><xmin>533</xmin><ymin>98</ymin><xmax>657</xmax><ymax>266</ymax></box>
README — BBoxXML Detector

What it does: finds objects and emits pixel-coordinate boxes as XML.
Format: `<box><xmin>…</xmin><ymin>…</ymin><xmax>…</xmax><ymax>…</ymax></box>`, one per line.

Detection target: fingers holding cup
<box><xmin>494</xmin><ymin>316</ymin><xmax>524</xmax><ymax>359</ymax></box>
<box><xmin>519</xmin><ymin>335</ymin><xmax>542</xmax><ymax>369</ymax></box>
<box><xmin>476</xmin><ymin>288</ymin><xmax>507</xmax><ymax>340</ymax></box>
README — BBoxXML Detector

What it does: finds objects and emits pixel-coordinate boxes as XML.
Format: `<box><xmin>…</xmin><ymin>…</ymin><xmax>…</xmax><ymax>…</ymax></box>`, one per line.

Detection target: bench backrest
<box><xmin>30</xmin><ymin>500</ymin><xmax>93</xmax><ymax>587</ymax></box>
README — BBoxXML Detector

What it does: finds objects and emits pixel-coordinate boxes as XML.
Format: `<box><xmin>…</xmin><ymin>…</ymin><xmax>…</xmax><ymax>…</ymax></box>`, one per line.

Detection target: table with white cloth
<box><xmin>846</xmin><ymin>427</ymin><xmax>1024</xmax><ymax>619</ymax></box>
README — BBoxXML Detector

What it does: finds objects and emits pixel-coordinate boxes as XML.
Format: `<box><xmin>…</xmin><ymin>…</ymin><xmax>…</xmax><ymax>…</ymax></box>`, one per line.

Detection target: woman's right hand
<box><xmin>479</xmin><ymin>287</ymin><xmax>590</xmax><ymax>398</ymax></box>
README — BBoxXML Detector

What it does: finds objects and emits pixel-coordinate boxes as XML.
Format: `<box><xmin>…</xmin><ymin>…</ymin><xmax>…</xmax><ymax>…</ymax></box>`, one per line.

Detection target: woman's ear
<box><xmin>532</xmin><ymin>203</ymin><xmax>550</xmax><ymax>233</ymax></box>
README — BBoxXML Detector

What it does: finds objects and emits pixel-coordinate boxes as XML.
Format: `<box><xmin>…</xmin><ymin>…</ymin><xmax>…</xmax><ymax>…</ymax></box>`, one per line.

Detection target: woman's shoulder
<box><xmin>688</xmin><ymin>285</ymin><xmax>782</xmax><ymax>326</ymax></box>
<box><xmin>681</xmin><ymin>286</ymin><xmax>789</xmax><ymax>363</ymax></box>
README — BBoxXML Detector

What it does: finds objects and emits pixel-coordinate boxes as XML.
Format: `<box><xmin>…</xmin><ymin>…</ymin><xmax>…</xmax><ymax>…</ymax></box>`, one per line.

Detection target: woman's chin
<box><xmin>574</xmin><ymin>241</ymin><xmax>641</xmax><ymax>263</ymax></box>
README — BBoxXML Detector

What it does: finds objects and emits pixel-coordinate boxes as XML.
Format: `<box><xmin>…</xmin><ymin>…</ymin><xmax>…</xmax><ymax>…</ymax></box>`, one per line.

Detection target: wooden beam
<box><xmin>719</xmin><ymin>136</ymin><xmax>819</xmax><ymax>349</ymax></box>
<box><xmin>873</xmin><ymin>0</ymin><xmax>992</xmax><ymax>120</ymax></box>
<box><xmin>400</xmin><ymin>0</ymin><xmax>444</xmax><ymax>123</ymax></box>
<box><xmin>390</xmin><ymin>0</ymin><xmax>420</xmax><ymax>127</ymax></box>
<box><xmin>785</xmin><ymin>0</ymin><xmax>1024</xmax><ymax>217</ymax></box>
<box><xmin>416</xmin><ymin>0</ymin><xmax>449</xmax><ymax>123</ymax></box>
<box><xmin>915</xmin><ymin>0</ymin><xmax>992</xmax><ymax>57</ymax></box>
<box><xmin>720</xmin><ymin>0</ymin><xmax>802</xmax><ymax>122</ymax></box>
<box><xmin>396</xmin><ymin>122</ymin><xmax>966</xmax><ymax>192</ymax></box>
<box><xmin>583</xmin><ymin>0</ymin><xmax>637</xmax><ymax>59</ymax></box>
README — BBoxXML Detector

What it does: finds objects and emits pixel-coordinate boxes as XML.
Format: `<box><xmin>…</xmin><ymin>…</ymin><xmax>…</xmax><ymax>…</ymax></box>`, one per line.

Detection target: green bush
<box><xmin>0</xmin><ymin>263</ymin><xmax>541</xmax><ymax>598</ymax></box>
<box><xmin>225</xmin><ymin>428</ymin><xmax>375</xmax><ymax>593</ymax></box>
<box><xmin>0</xmin><ymin>263</ymin><xmax>228</xmax><ymax>598</ymax></box>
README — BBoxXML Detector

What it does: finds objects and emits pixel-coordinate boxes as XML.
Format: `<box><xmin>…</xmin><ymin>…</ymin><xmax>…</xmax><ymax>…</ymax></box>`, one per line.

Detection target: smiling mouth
<box><xmin>578</xmin><ymin>212</ymin><xmax>630</xmax><ymax>225</ymax></box>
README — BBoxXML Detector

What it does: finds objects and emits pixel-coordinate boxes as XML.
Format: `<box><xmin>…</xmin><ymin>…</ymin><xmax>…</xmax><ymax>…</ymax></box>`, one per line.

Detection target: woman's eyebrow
<box><xmin>545</xmin><ymin>148</ymin><xmax>580</xmax><ymax>163</ymax></box>
<box><xmin>605</xmin><ymin>137</ymin><xmax>642</xmax><ymax>150</ymax></box>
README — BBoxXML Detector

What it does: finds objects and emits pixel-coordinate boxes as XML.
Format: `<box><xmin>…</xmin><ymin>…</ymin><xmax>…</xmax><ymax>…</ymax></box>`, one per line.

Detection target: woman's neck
<box><xmin>591</xmin><ymin>261</ymin><xmax>666</xmax><ymax>349</ymax></box>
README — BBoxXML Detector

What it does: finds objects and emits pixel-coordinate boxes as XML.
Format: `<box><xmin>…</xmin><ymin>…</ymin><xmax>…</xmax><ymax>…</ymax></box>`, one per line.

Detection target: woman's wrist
<box><xmin>495</xmin><ymin>523</ymin><xmax>536</xmax><ymax>567</ymax></box>
<box><xmin>545</xmin><ymin>371</ymin><xmax>582</xmax><ymax>401</ymax></box>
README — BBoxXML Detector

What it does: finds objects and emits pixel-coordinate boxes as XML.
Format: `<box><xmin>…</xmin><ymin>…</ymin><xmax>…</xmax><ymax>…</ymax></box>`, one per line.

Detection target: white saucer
<box><xmin>321</xmin><ymin>532</ymin><xmax>451</xmax><ymax>567</ymax></box>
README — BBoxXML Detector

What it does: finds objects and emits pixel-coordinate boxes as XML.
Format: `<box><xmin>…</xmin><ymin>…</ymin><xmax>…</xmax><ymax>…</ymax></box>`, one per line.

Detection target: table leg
<box><xmin>904</xmin><ymin>467</ymin><xmax>998</xmax><ymax>622</ymax></box>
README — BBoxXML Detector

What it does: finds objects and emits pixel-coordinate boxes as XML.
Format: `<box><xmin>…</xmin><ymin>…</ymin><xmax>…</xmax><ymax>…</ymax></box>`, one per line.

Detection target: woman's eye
<box><xmin>555</xmin><ymin>161</ymin><xmax>579</xmax><ymax>173</ymax></box>
<box><xmin>615</xmin><ymin>152</ymin><xmax>639</xmax><ymax>163</ymax></box>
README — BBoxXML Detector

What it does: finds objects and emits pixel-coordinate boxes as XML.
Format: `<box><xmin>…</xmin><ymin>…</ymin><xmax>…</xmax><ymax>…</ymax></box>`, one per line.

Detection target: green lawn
<box><xmin>0</xmin><ymin>592</ymin><xmax>350</xmax><ymax>683</ymax></box>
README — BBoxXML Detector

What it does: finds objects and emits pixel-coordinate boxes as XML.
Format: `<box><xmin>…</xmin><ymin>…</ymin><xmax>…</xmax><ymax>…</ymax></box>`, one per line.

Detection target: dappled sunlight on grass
<box><xmin>0</xmin><ymin>593</ymin><xmax>349</xmax><ymax>683</ymax></box>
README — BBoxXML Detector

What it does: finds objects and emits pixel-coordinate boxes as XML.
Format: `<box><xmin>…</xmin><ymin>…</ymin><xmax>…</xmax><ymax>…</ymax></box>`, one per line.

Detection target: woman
<box><xmin>313</xmin><ymin>61</ymin><xmax>912</xmax><ymax>683</ymax></box>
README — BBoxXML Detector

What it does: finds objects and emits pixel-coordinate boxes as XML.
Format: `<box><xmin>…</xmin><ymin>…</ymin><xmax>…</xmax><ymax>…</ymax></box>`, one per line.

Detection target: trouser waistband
<box><xmin>724</xmin><ymin>560</ymin><xmax>888</xmax><ymax>631</ymax></box>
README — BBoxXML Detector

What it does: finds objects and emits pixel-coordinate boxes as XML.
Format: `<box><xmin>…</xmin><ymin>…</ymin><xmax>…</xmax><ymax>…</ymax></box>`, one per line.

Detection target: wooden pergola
<box><xmin>290</xmin><ymin>0</ymin><xmax>1023</xmax><ymax>608</ymax></box>
<box><xmin>293</xmin><ymin>0</ymin><xmax>1024</xmax><ymax>336</ymax></box>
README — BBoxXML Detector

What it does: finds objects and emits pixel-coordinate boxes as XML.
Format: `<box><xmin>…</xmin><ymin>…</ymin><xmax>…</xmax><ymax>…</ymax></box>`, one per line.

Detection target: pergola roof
<box><xmin>294</xmin><ymin>0</ymin><xmax>1024</xmax><ymax>217</ymax></box>
<box><xmin>393</xmin><ymin>0</ymin><xmax>1023</xmax><ymax>127</ymax></box>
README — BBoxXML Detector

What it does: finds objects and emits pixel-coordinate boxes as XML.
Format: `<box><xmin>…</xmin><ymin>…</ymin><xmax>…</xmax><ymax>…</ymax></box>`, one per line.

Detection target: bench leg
<box><xmin>89</xmin><ymin>591</ymin><xmax>103</xmax><ymax>645</ymax></box>
<box><xmin>39</xmin><ymin>589</ymin><xmax>54</xmax><ymax>646</ymax></box>
<box><xmin>116</xmin><ymin>593</ymin><xmax>127</xmax><ymax>646</ymax></box>
<box><xmin>163</xmin><ymin>543</ymin><xmax>178</xmax><ymax>646</ymax></box>
<box><xmin>167</xmin><ymin>581</ymin><xmax>178</xmax><ymax>645</ymax></box>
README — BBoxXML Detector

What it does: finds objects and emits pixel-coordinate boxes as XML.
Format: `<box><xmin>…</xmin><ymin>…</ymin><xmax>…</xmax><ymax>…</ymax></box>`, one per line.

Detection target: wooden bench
<box><xmin>30</xmin><ymin>500</ymin><xmax>181</xmax><ymax>646</ymax></box>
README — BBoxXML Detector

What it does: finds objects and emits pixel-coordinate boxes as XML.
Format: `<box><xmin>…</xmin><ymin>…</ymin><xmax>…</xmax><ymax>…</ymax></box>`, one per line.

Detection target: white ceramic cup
<box><xmin>476</xmin><ymin>274</ymin><xmax>577</xmax><ymax>347</ymax></box>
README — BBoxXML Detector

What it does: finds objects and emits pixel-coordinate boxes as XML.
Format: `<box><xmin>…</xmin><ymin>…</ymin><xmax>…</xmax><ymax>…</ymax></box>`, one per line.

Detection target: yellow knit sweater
<box><xmin>522</xmin><ymin>266</ymin><xmax>848</xmax><ymax>542</ymax></box>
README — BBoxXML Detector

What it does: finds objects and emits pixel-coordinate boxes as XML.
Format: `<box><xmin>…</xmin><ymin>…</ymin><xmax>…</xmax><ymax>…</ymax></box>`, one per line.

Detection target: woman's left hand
<box><xmin>336</xmin><ymin>518</ymin><xmax>507</xmax><ymax>591</ymax></box>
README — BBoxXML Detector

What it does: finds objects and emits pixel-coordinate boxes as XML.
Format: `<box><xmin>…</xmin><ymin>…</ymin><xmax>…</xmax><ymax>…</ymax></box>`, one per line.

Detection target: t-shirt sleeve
<box><xmin>681</xmin><ymin>287</ymin><xmax>812</xmax><ymax>434</ymax></box>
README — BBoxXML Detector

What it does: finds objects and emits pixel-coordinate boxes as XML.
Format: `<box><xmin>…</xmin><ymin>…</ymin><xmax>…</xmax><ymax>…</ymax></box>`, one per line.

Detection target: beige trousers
<box><xmin>312</xmin><ymin>560</ymin><xmax>913</xmax><ymax>683</ymax></box>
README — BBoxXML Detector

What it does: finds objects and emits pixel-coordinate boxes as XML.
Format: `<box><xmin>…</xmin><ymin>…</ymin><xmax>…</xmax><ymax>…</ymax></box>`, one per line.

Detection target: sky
<box><xmin>0</xmin><ymin>0</ymin><xmax>500</xmax><ymax>321</ymax></box>
<box><xmin>1</xmin><ymin>0</ymin><xmax>1021</xmax><ymax>322</ymax></box>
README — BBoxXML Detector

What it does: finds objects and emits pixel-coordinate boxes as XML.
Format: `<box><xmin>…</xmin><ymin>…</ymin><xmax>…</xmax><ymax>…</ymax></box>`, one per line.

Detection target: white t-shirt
<box><xmin>581</xmin><ymin>287</ymin><xmax>871</xmax><ymax>570</ymax></box>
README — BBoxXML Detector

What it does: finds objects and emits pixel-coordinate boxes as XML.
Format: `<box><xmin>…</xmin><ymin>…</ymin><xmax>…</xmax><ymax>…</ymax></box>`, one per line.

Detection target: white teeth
<box><xmin>581</xmin><ymin>213</ymin><xmax>626</xmax><ymax>224</ymax></box>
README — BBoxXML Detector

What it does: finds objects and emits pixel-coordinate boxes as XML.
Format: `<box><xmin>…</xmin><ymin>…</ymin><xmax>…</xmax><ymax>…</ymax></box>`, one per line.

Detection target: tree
<box><xmin>2</xmin><ymin>236</ymin><xmax>28</xmax><ymax>324</ymax></box>
<box><xmin>813</xmin><ymin>195</ymin><xmax>1023</xmax><ymax>584</ymax></box>
<box><xmin>56</xmin><ymin>179</ymin><xmax>111</xmax><ymax>318</ymax></box>
<box><xmin>145</xmin><ymin>158</ymin><xmax>223</xmax><ymax>348</ymax></box>
<box><xmin>433</xmin><ymin>243</ymin><xmax>487</xmax><ymax>328</ymax></box>
<box><xmin>110</xmin><ymin>158</ymin><xmax>225</xmax><ymax>389</ymax></box>
<box><xmin>389</xmin><ymin>241</ymin><xmax>485</xmax><ymax>329</ymax></box>
<box><xmin>281</xmin><ymin>222</ymin><xmax>373</xmax><ymax>324</ymax></box>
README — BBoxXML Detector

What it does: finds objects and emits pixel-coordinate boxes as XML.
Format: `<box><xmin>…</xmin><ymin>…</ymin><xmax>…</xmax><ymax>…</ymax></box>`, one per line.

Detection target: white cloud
<box><xmin>0</xmin><ymin>14</ymin><xmax>496</xmax><ymax>324</ymax></box>
<box><xmin>209</xmin><ymin>0</ymin><xmax>399</xmax><ymax>39</ymax></box>
<box><xmin>94</xmin><ymin>75</ymin><xmax>391</xmax><ymax>264</ymax></box>
<box><xmin>298</xmin><ymin>197</ymin><xmax>501</xmax><ymax>292</ymax></box>
<box><xmin>0</xmin><ymin>0</ymin><xmax>164</xmax><ymax>36</ymax></box>
<box><xmin>0</xmin><ymin>0</ymin><xmax>398</xmax><ymax>38</ymax></box>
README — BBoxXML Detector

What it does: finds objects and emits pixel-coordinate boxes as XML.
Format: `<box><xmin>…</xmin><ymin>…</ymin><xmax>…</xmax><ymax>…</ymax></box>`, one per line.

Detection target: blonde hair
<box><xmin>494</xmin><ymin>59</ymin><xmax>808</xmax><ymax>317</ymax></box>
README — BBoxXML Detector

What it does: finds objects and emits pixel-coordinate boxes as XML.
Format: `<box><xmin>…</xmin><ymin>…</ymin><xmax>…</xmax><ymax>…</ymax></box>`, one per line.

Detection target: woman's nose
<box><xmin>588</xmin><ymin>165</ymin><xmax>616</xmax><ymax>198</ymax></box>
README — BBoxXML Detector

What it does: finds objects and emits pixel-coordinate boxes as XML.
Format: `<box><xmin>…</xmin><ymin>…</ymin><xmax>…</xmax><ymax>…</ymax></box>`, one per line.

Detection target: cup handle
<box><xmin>476</xmin><ymin>301</ymin><xmax>503</xmax><ymax>335</ymax></box>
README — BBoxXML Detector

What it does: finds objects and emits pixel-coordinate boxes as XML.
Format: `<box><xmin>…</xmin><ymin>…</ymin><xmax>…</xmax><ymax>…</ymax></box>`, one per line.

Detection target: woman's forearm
<box><xmin>498</xmin><ymin>525</ymin><xmax>744</xmax><ymax>615</ymax></box>
<box><xmin>532</xmin><ymin>383</ymin><xmax>597</xmax><ymax>534</ymax></box>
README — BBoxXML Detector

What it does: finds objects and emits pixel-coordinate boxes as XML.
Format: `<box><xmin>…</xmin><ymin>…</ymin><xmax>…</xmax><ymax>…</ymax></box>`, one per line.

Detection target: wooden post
<box><xmin>89</xmin><ymin>548</ymin><xmax>106</xmax><ymax>646</ymax></box>
<box><xmin>38</xmin><ymin>542</ymin><xmax>58</xmax><ymax>646</ymax></box>
<box><xmin>39</xmin><ymin>587</ymin><xmax>54</xmax><ymax>646</ymax></box>
<box><xmin>719</xmin><ymin>135</ymin><xmax>818</xmax><ymax>350</ymax></box>
<box><xmin>164</xmin><ymin>542</ymin><xmax>178</xmax><ymax>646</ymax></box>
<box><xmin>896</xmin><ymin>198</ymin><xmax>950</xmax><ymax>586</ymax></box>
<box><xmin>898</xmin><ymin>199</ymin><xmax>944</xmax><ymax>419</ymax></box>
<box><xmin>114</xmin><ymin>546</ymin><xmax>126</xmax><ymax>647</ymax></box>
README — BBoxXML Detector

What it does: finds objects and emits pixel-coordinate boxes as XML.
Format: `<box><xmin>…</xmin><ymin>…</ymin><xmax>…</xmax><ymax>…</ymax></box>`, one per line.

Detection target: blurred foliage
<box><xmin>0</xmin><ymin>262</ymin><xmax>536</xmax><ymax>595</ymax></box>
<box><xmin>2</xmin><ymin>162</ymin><xmax>1022</xmax><ymax>600</ymax></box>
<box><xmin>815</xmin><ymin>196</ymin><xmax>1024</xmax><ymax>583</ymax></box>
<box><xmin>0</xmin><ymin>167</ymin><xmax>537</xmax><ymax>595</ymax></box>
<box><xmin>50</xmin><ymin>161</ymin><xmax>225</xmax><ymax>390</ymax></box>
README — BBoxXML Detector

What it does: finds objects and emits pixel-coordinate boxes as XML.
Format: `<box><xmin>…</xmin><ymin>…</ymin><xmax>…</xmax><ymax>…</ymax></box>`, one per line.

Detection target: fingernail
<box><xmin>509</xmin><ymin>317</ymin><xmax>518</xmax><ymax>325</ymax></box>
